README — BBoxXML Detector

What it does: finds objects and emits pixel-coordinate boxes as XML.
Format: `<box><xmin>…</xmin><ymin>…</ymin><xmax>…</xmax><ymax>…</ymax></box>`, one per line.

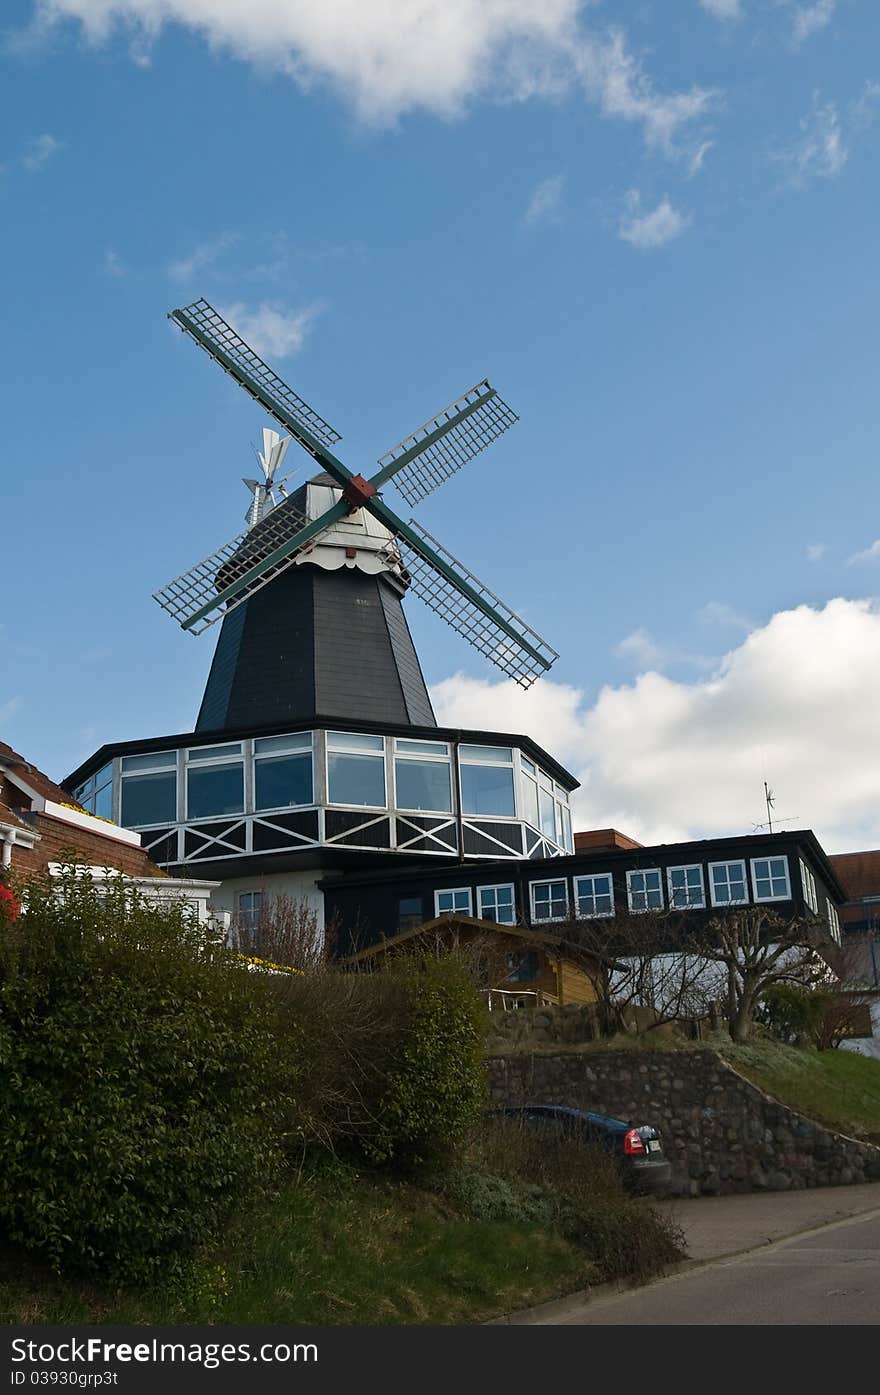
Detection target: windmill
<box><xmin>154</xmin><ymin>300</ymin><xmax>558</xmax><ymax>695</ymax></box>
<box><xmin>243</xmin><ymin>428</ymin><xmax>294</xmax><ymax>529</ymax></box>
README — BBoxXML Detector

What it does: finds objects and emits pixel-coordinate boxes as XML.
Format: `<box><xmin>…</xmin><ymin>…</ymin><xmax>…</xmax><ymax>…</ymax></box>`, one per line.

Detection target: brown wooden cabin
<box><xmin>341</xmin><ymin>913</ymin><xmax>604</xmax><ymax>1008</ymax></box>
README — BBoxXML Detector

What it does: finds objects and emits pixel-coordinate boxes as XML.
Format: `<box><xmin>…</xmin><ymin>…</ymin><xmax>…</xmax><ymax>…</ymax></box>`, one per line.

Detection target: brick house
<box><xmin>1</xmin><ymin>742</ymin><xmax>221</xmax><ymax>923</ymax></box>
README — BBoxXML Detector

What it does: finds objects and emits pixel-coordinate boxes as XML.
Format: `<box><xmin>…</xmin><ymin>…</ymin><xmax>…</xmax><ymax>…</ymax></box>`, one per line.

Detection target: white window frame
<box><xmin>708</xmin><ymin>859</ymin><xmax>749</xmax><ymax>908</ymax></box>
<box><xmin>750</xmin><ymin>855</ymin><xmax>792</xmax><ymax>904</ymax></box>
<box><xmin>626</xmin><ymin>868</ymin><xmax>664</xmax><ymax>914</ymax></box>
<box><xmin>825</xmin><ymin>898</ymin><xmax>841</xmax><ymax>945</ymax></box>
<box><xmin>119</xmin><ymin>750</ymin><xmax>179</xmax><ymax>829</ymax></box>
<box><xmin>529</xmin><ymin>878</ymin><xmax>569</xmax><ymax>924</ymax></box>
<box><xmin>476</xmin><ymin>883</ymin><xmax>516</xmax><ymax>925</ymax></box>
<box><xmin>799</xmin><ymin>858</ymin><xmax>818</xmax><ymax>914</ymax></box>
<box><xmin>666</xmin><ymin>864</ymin><xmax>706</xmax><ymax>910</ymax></box>
<box><xmin>185</xmin><ymin>742</ymin><xmax>245</xmax><ymax>822</ymax></box>
<box><xmin>434</xmin><ymin>886</ymin><xmax>473</xmax><ymax>917</ymax></box>
<box><xmin>325</xmin><ymin>731</ymin><xmax>387</xmax><ymax>810</ymax></box>
<box><xmin>393</xmin><ymin>738</ymin><xmax>453</xmax><ymax>815</ymax></box>
<box><xmin>252</xmin><ymin>732</ymin><xmax>315</xmax><ymax>813</ymax></box>
<box><xmin>458</xmin><ymin>744</ymin><xmax>517</xmax><ymax>821</ymax></box>
<box><xmin>574</xmin><ymin>873</ymin><xmax>615</xmax><ymax>919</ymax></box>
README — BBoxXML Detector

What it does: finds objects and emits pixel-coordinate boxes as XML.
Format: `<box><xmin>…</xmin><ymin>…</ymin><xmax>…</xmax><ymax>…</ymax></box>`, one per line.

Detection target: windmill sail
<box><xmin>374</xmin><ymin>380</ymin><xmax>518</xmax><ymax>506</ymax></box>
<box><xmin>169</xmin><ymin>300</ymin><xmax>342</xmax><ymax>452</ymax></box>
<box><xmin>153</xmin><ymin>494</ymin><xmax>322</xmax><ymax>634</ymax></box>
<box><xmin>396</xmin><ymin>520</ymin><xmax>558</xmax><ymax>687</ymax></box>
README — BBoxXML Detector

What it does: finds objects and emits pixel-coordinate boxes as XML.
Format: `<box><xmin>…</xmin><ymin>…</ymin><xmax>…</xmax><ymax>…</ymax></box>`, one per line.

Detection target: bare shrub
<box><xmin>231</xmin><ymin>893</ymin><xmax>325</xmax><ymax>973</ymax></box>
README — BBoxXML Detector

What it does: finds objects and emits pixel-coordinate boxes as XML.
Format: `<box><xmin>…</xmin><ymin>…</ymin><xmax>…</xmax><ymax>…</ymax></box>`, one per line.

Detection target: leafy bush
<box><xmin>365</xmin><ymin>955</ymin><xmax>487</xmax><ymax>1170</ymax></box>
<box><xmin>272</xmin><ymin>954</ymin><xmax>487</xmax><ymax>1172</ymax></box>
<box><xmin>756</xmin><ymin>983</ymin><xmax>825</xmax><ymax>1045</ymax></box>
<box><xmin>0</xmin><ymin>866</ymin><xmax>299</xmax><ymax>1281</ymax></box>
<box><xmin>447</xmin><ymin>1115</ymin><xmax>683</xmax><ymax>1283</ymax></box>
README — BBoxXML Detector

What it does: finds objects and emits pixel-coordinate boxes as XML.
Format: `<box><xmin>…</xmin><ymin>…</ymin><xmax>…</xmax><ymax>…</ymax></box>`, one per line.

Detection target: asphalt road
<box><xmin>558</xmin><ymin>1208</ymin><xmax>880</xmax><ymax>1325</ymax></box>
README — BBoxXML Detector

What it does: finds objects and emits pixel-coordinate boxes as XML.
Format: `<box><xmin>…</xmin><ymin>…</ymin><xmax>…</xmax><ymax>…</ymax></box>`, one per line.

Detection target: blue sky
<box><xmin>2</xmin><ymin>1</ymin><xmax>880</xmax><ymax>849</ymax></box>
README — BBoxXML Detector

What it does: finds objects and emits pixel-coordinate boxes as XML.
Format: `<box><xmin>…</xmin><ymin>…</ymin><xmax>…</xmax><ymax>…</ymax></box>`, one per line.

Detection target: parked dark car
<box><xmin>488</xmin><ymin>1105</ymin><xmax>672</xmax><ymax>1195</ymax></box>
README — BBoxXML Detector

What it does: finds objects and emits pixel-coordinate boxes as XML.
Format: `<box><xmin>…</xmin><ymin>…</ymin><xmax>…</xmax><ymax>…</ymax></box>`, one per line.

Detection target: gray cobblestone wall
<box><xmin>487</xmin><ymin>1049</ymin><xmax>880</xmax><ymax>1196</ymax></box>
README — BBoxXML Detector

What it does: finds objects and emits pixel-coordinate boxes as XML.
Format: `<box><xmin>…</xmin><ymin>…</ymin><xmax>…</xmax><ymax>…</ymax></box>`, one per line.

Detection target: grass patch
<box><xmin>721</xmin><ymin>1041</ymin><xmax>880</xmax><ymax>1141</ymax></box>
<box><xmin>0</xmin><ymin>1144</ymin><xmax>684</xmax><ymax>1325</ymax></box>
<box><xmin>0</xmin><ymin>1162</ymin><xmax>595</xmax><ymax>1326</ymax></box>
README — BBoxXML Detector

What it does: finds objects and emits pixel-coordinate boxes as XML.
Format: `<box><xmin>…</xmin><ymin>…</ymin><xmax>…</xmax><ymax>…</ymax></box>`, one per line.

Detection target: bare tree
<box><xmin>695</xmin><ymin>906</ymin><xmax>831</xmax><ymax>1043</ymax></box>
<box><xmin>562</xmin><ymin>910</ymin><xmax>717</xmax><ymax>1034</ymax></box>
<box><xmin>231</xmin><ymin>891</ymin><xmax>326</xmax><ymax>973</ymax></box>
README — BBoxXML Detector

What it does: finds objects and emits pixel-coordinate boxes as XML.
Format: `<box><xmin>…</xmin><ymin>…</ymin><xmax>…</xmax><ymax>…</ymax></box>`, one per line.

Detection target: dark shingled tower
<box><xmin>196</xmin><ymin>474</ymin><xmax>436</xmax><ymax>732</ymax></box>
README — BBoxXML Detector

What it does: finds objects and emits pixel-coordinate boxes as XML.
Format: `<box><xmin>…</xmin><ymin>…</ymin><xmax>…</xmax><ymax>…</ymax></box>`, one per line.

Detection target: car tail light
<box><xmin>623</xmin><ymin>1128</ymin><xmax>647</xmax><ymax>1155</ymax></box>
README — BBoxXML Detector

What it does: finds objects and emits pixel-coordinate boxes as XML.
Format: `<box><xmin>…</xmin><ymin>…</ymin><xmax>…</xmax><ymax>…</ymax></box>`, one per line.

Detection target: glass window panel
<box><xmin>460</xmin><ymin>744</ymin><xmax>513</xmax><ymax>763</ymax></box>
<box><xmin>753</xmin><ymin>857</ymin><xmax>790</xmax><ymax>900</ymax></box>
<box><xmin>121</xmin><ymin>751</ymin><xmax>177</xmax><ymax>773</ymax></box>
<box><xmin>121</xmin><ymin>771</ymin><xmax>177</xmax><ymax>826</ymax></box>
<box><xmin>254</xmin><ymin>733</ymin><xmax>312</xmax><ymax>754</ymax></box>
<box><xmin>628</xmin><ymin>869</ymin><xmax>664</xmax><ymax>911</ymax></box>
<box><xmin>669</xmin><ymin>866</ymin><xmax>704</xmax><ymax>908</ymax></box>
<box><xmin>395</xmin><ymin>758</ymin><xmax>452</xmax><ymax>812</ymax></box>
<box><xmin>562</xmin><ymin>806</ymin><xmax>573</xmax><ymax>851</ymax></box>
<box><xmin>532</xmin><ymin>880</ymin><xmax>568</xmax><ymax>921</ymax></box>
<box><xmin>94</xmin><ymin>762</ymin><xmax>113</xmax><ymax>790</ymax></box>
<box><xmin>327</xmin><ymin>731</ymin><xmax>385</xmax><ymax>753</ymax></box>
<box><xmin>521</xmin><ymin>775</ymin><xmax>540</xmax><ymax>829</ymax></box>
<box><xmin>94</xmin><ymin>783</ymin><xmax>114</xmax><ymax>820</ymax></box>
<box><xmin>507</xmin><ymin>951</ymin><xmax>539</xmax><ymax>983</ymax></box>
<box><xmin>575</xmin><ymin>875</ymin><xmax>614</xmax><ymax>917</ymax></box>
<box><xmin>460</xmin><ymin>763</ymin><xmax>516</xmax><ymax>817</ymax></box>
<box><xmin>520</xmin><ymin>756</ymin><xmax>536</xmax><ymax>776</ymax></box>
<box><xmin>539</xmin><ymin>787</ymin><xmax>556</xmax><ymax>839</ymax></box>
<box><xmin>395</xmin><ymin>739</ymin><xmax>449</xmax><ymax>756</ymax></box>
<box><xmin>187</xmin><ymin>763</ymin><xmax>244</xmax><ymax>819</ymax></box>
<box><xmin>478</xmin><ymin>884</ymin><xmax>516</xmax><ymax>925</ymax></box>
<box><xmin>436</xmin><ymin>888</ymin><xmax>472</xmax><ymax>915</ymax></box>
<box><xmin>711</xmin><ymin>861</ymin><xmax>747</xmax><ymax>904</ymax></box>
<box><xmin>328</xmin><ymin>752</ymin><xmax>385</xmax><ymax>807</ymax></box>
<box><xmin>254</xmin><ymin>754</ymin><xmax>313</xmax><ymax>811</ymax></box>
<box><xmin>398</xmin><ymin>896</ymin><xmax>424</xmax><ymax>931</ymax></box>
<box><xmin>188</xmin><ymin>743</ymin><xmax>241</xmax><ymax>762</ymax></box>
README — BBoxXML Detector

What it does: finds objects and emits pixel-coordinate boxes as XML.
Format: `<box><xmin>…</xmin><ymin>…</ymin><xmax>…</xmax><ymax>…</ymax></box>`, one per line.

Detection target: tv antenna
<box><xmin>752</xmin><ymin>782</ymin><xmax>798</xmax><ymax>834</ymax></box>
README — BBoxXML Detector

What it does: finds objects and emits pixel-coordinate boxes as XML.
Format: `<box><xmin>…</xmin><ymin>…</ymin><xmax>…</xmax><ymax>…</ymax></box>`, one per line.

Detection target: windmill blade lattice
<box><xmin>153</xmin><ymin>495</ymin><xmax>311</xmax><ymax>634</ymax></box>
<box><xmin>375</xmin><ymin>380</ymin><xmax>518</xmax><ymax>507</ymax></box>
<box><xmin>397</xmin><ymin>521</ymin><xmax>558</xmax><ymax>687</ymax></box>
<box><xmin>170</xmin><ymin>300</ymin><xmax>342</xmax><ymax>451</ymax></box>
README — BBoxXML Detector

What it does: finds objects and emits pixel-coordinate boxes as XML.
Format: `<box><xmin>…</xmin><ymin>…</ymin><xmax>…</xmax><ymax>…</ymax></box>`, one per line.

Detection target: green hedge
<box><xmin>0</xmin><ymin>867</ymin><xmax>299</xmax><ymax>1281</ymax></box>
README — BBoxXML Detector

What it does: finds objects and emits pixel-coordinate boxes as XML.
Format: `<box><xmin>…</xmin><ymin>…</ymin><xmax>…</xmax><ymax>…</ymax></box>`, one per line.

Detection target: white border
<box><xmin>707</xmin><ymin>859</ymin><xmax>749</xmax><ymax>908</ymax></box>
<box><xmin>476</xmin><ymin>882</ymin><xmax>516</xmax><ymax>924</ymax></box>
<box><xmin>434</xmin><ymin>886</ymin><xmax>473</xmax><ymax>916</ymax></box>
<box><xmin>666</xmin><ymin>863</ymin><xmax>706</xmax><ymax>910</ymax></box>
<box><xmin>573</xmin><ymin>872</ymin><xmax>615</xmax><ymax>918</ymax></box>
<box><xmin>626</xmin><ymin>867</ymin><xmax>664</xmax><ymax>913</ymax></box>
<box><xmin>750</xmin><ymin>855</ymin><xmax>791</xmax><ymax>903</ymax></box>
<box><xmin>529</xmin><ymin>876</ymin><xmax>569</xmax><ymax>924</ymax></box>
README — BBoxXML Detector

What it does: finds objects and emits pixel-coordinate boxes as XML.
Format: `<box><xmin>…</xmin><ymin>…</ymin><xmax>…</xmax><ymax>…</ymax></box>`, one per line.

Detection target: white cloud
<box><xmin>524</xmin><ymin>174</ymin><xmax>565</xmax><ymax>226</ymax></box>
<box><xmin>782</xmin><ymin>93</ymin><xmax>848</xmax><ymax>184</ymax></box>
<box><xmin>699</xmin><ymin>0</ymin><xmax>743</xmax><ymax>21</ymax></box>
<box><xmin>807</xmin><ymin>542</ymin><xmax>828</xmax><ymax>562</ymax></box>
<box><xmin>216</xmin><ymin>301</ymin><xmax>322</xmax><ymax>359</ymax></box>
<box><xmin>21</xmin><ymin>132</ymin><xmax>61</xmax><ymax>172</ymax></box>
<box><xmin>431</xmin><ymin>598</ymin><xmax>880</xmax><ymax>853</ymax></box>
<box><xmin>615</xmin><ymin>628</ymin><xmax>665</xmax><ymax>669</ymax></box>
<box><xmin>779</xmin><ymin>82</ymin><xmax>880</xmax><ymax>188</ymax></box>
<box><xmin>619</xmin><ymin>191</ymin><xmax>689</xmax><ymax>248</ymax></box>
<box><xmin>168</xmin><ymin>232</ymin><xmax>239</xmax><ymax>282</ymax></box>
<box><xmin>848</xmin><ymin>540</ymin><xmax>880</xmax><ymax>565</ymax></box>
<box><xmin>103</xmin><ymin>248</ymin><xmax>125</xmax><ymax>277</ymax></box>
<box><xmin>790</xmin><ymin>0</ymin><xmax>836</xmax><ymax>46</ymax></box>
<box><xmin>32</xmin><ymin>2</ymin><xmax>715</xmax><ymax>151</ymax></box>
<box><xmin>698</xmin><ymin>601</ymin><xmax>754</xmax><ymax>631</ymax></box>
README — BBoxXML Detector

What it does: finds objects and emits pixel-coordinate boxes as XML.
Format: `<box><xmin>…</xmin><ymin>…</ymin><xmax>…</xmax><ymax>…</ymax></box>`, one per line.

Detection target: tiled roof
<box><xmin>0</xmin><ymin>741</ymin><xmax>78</xmax><ymax>807</ymax></box>
<box><xmin>828</xmin><ymin>850</ymin><xmax>880</xmax><ymax>902</ymax></box>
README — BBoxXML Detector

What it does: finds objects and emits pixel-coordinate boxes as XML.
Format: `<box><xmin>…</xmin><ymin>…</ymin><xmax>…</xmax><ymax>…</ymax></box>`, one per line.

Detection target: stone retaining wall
<box><xmin>487</xmin><ymin>1049</ymin><xmax>880</xmax><ymax>1196</ymax></box>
